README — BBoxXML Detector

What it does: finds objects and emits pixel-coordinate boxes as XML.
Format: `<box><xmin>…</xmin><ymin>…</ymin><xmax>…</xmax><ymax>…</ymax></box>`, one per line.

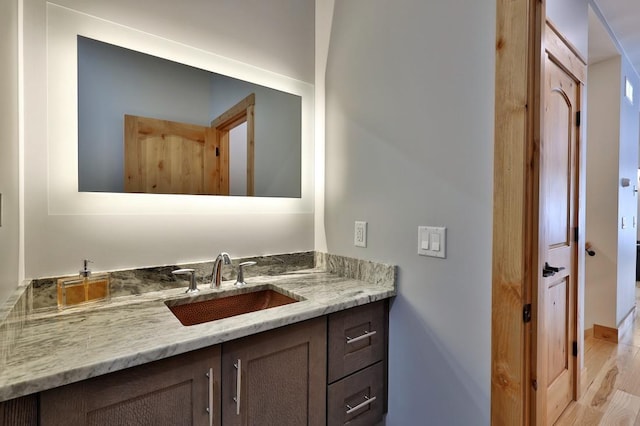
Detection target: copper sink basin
<box><xmin>166</xmin><ymin>289</ymin><xmax>298</xmax><ymax>326</ymax></box>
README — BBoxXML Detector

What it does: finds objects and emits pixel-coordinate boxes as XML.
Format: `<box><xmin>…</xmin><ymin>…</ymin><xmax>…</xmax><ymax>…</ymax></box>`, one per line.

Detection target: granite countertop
<box><xmin>0</xmin><ymin>264</ymin><xmax>396</xmax><ymax>402</ymax></box>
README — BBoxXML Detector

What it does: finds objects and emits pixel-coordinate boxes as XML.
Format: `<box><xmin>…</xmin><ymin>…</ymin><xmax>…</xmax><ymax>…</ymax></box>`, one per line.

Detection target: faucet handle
<box><xmin>172</xmin><ymin>268</ymin><xmax>199</xmax><ymax>294</ymax></box>
<box><xmin>234</xmin><ymin>262</ymin><xmax>257</xmax><ymax>287</ymax></box>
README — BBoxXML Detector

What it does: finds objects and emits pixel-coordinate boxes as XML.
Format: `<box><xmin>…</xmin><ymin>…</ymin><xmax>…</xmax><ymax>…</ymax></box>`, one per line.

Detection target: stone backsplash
<box><xmin>31</xmin><ymin>252</ymin><xmax>315</xmax><ymax>311</ymax></box>
<box><xmin>315</xmin><ymin>252</ymin><xmax>396</xmax><ymax>286</ymax></box>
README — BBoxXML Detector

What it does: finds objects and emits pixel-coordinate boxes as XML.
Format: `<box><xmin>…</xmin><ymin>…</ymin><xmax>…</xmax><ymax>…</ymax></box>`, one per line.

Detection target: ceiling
<box><xmin>593</xmin><ymin>0</ymin><xmax>640</xmax><ymax>75</ymax></box>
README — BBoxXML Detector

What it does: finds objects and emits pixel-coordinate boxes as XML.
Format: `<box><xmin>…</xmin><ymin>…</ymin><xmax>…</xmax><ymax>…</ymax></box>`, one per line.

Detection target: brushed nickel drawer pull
<box><xmin>233</xmin><ymin>359</ymin><xmax>242</xmax><ymax>415</ymax></box>
<box><xmin>206</xmin><ymin>368</ymin><xmax>213</xmax><ymax>426</ymax></box>
<box><xmin>346</xmin><ymin>330</ymin><xmax>377</xmax><ymax>344</ymax></box>
<box><xmin>346</xmin><ymin>395</ymin><xmax>377</xmax><ymax>414</ymax></box>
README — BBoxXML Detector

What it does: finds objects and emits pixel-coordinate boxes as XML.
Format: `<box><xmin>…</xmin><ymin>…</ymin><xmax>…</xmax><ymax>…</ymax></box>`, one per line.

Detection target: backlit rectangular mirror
<box><xmin>78</xmin><ymin>36</ymin><xmax>302</xmax><ymax>198</ymax></box>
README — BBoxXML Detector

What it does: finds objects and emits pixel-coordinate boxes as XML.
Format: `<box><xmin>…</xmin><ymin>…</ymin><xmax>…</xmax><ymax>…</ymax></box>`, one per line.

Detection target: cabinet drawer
<box><xmin>327</xmin><ymin>361</ymin><xmax>384</xmax><ymax>426</ymax></box>
<box><xmin>328</xmin><ymin>301</ymin><xmax>385</xmax><ymax>383</ymax></box>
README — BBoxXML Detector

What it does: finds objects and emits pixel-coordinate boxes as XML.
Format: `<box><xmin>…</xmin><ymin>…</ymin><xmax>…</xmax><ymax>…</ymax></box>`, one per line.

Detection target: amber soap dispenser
<box><xmin>57</xmin><ymin>260</ymin><xmax>110</xmax><ymax>309</ymax></box>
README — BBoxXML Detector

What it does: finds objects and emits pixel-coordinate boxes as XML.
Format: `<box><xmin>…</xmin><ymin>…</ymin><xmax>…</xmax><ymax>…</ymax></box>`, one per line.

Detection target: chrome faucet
<box><xmin>211</xmin><ymin>252</ymin><xmax>231</xmax><ymax>288</ymax></box>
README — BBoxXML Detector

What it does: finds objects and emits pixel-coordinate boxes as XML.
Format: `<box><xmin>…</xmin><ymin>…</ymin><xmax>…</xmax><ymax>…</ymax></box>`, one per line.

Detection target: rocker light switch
<box><xmin>430</xmin><ymin>233</ymin><xmax>440</xmax><ymax>251</ymax></box>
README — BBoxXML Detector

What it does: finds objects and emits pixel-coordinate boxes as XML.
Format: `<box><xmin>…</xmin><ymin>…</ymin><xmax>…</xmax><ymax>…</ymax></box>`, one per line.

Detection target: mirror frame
<box><xmin>47</xmin><ymin>3</ymin><xmax>314</xmax><ymax>216</ymax></box>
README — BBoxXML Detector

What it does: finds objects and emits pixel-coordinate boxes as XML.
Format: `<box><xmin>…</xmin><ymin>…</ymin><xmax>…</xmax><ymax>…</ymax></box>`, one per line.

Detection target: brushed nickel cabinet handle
<box><xmin>206</xmin><ymin>368</ymin><xmax>213</xmax><ymax>426</ymax></box>
<box><xmin>346</xmin><ymin>395</ymin><xmax>377</xmax><ymax>414</ymax></box>
<box><xmin>346</xmin><ymin>330</ymin><xmax>377</xmax><ymax>344</ymax></box>
<box><xmin>233</xmin><ymin>359</ymin><xmax>242</xmax><ymax>415</ymax></box>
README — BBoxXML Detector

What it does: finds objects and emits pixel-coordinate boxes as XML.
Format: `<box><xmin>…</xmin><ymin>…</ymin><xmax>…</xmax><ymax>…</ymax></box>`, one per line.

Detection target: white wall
<box><xmin>547</xmin><ymin>0</ymin><xmax>589</xmax><ymax>59</ymax></box>
<box><xmin>21</xmin><ymin>0</ymin><xmax>315</xmax><ymax>279</ymax></box>
<box><xmin>0</xmin><ymin>0</ymin><xmax>20</xmax><ymax>304</ymax></box>
<box><xmin>585</xmin><ymin>51</ymin><xmax>640</xmax><ymax>329</ymax></box>
<box><xmin>586</xmin><ymin>57</ymin><xmax>622</xmax><ymax>329</ymax></box>
<box><xmin>617</xmin><ymin>55</ymin><xmax>639</xmax><ymax>324</ymax></box>
<box><xmin>324</xmin><ymin>0</ymin><xmax>495</xmax><ymax>423</ymax></box>
<box><xmin>50</xmin><ymin>0</ymin><xmax>314</xmax><ymax>84</ymax></box>
<box><xmin>313</xmin><ymin>0</ymin><xmax>334</xmax><ymax>253</ymax></box>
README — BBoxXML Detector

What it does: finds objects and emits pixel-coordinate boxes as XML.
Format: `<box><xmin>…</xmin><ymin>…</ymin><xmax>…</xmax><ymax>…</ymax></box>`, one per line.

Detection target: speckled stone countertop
<box><xmin>0</xmin><ymin>253</ymin><xmax>396</xmax><ymax>402</ymax></box>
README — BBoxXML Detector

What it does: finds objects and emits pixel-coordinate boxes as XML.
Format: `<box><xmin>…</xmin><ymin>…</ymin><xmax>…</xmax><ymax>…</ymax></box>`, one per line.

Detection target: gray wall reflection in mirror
<box><xmin>78</xmin><ymin>36</ymin><xmax>302</xmax><ymax>198</ymax></box>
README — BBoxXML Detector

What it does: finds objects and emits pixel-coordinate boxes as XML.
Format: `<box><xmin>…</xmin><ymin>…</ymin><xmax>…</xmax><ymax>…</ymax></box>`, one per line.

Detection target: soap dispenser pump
<box><xmin>57</xmin><ymin>259</ymin><xmax>110</xmax><ymax>309</ymax></box>
<box><xmin>80</xmin><ymin>259</ymin><xmax>92</xmax><ymax>278</ymax></box>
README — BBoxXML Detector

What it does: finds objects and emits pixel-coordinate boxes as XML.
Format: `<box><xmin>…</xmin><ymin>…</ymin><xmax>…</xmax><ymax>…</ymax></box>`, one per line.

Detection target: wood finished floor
<box><xmin>555</xmin><ymin>289</ymin><xmax>640</xmax><ymax>425</ymax></box>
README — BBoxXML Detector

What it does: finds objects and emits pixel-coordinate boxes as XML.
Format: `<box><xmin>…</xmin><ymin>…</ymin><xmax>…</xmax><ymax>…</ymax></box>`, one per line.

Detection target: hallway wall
<box><xmin>586</xmin><ymin>56</ymin><xmax>623</xmax><ymax>329</ymax></box>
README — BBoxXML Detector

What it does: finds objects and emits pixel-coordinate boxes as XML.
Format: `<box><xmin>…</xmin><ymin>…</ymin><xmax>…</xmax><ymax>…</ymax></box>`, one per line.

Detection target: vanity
<box><xmin>0</xmin><ymin>253</ymin><xmax>395</xmax><ymax>425</ymax></box>
<box><xmin>0</xmin><ymin>3</ymin><xmax>392</xmax><ymax>425</ymax></box>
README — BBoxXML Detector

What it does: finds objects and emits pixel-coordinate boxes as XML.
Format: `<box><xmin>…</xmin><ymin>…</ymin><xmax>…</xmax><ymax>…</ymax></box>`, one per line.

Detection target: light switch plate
<box><xmin>418</xmin><ymin>226</ymin><xmax>446</xmax><ymax>258</ymax></box>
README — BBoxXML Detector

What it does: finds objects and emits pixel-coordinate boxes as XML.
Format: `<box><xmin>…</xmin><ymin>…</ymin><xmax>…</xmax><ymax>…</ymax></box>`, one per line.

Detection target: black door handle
<box><xmin>543</xmin><ymin>262</ymin><xmax>565</xmax><ymax>277</ymax></box>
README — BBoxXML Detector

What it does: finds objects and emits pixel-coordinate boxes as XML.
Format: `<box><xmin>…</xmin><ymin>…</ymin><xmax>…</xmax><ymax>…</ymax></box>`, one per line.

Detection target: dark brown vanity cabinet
<box><xmin>327</xmin><ymin>301</ymin><xmax>388</xmax><ymax>426</ymax></box>
<box><xmin>36</xmin><ymin>318</ymin><xmax>327</xmax><ymax>426</ymax></box>
<box><xmin>8</xmin><ymin>300</ymin><xmax>389</xmax><ymax>426</ymax></box>
<box><xmin>221</xmin><ymin>317</ymin><xmax>327</xmax><ymax>426</ymax></box>
<box><xmin>40</xmin><ymin>345</ymin><xmax>221</xmax><ymax>426</ymax></box>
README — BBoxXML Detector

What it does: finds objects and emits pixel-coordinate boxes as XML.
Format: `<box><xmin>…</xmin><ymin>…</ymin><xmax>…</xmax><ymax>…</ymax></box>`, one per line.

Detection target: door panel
<box><xmin>541</xmin><ymin>53</ymin><xmax>579</xmax><ymax>425</ymax></box>
<box><xmin>140</xmin><ymin>132</ymin><xmax>205</xmax><ymax>194</ymax></box>
<box><xmin>546</xmin><ymin>90</ymin><xmax>572</xmax><ymax>247</ymax></box>
<box><xmin>124</xmin><ymin>115</ymin><xmax>221</xmax><ymax>195</ymax></box>
<box><xmin>546</xmin><ymin>278</ymin><xmax>568</xmax><ymax>385</ymax></box>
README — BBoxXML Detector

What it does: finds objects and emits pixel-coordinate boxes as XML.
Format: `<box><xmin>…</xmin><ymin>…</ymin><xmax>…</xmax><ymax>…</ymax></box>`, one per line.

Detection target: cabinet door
<box><xmin>222</xmin><ymin>317</ymin><xmax>327</xmax><ymax>426</ymax></box>
<box><xmin>40</xmin><ymin>346</ymin><xmax>221</xmax><ymax>426</ymax></box>
<box><xmin>0</xmin><ymin>394</ymin><xmax>38</xmax><ymax>426</ymax></box>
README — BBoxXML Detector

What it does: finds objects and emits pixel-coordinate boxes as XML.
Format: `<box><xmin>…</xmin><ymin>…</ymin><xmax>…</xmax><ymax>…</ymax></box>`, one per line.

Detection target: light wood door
<box><xmin>124</xmin><ymin>115</ymin><xmax>223</xmax><ymax>195</ymax></box>
<box><xmin>40</xmin><ymin>346</ymin><xmax>221</xmax><ymax>426</ymax></box>
<box><xmin>490</xmin><ymin>5</ymin><xmax>587</xmax><ymax>423</ymax></box>
<box><xmin>539</xmin><ymin>47</ymin><xmax>580</xmax><ymax>425</ymax></box>
<box><xmin>221</xmin><ymin>317</ymin><xmax>327</xmax><ymax>426</ymax></box>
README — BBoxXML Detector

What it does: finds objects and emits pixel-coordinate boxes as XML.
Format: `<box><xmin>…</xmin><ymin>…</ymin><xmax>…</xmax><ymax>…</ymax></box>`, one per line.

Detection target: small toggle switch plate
<box><xmin>418</xmin><ymin>226</ymin><xmax>447</xmax><ymax>258</ymax></box>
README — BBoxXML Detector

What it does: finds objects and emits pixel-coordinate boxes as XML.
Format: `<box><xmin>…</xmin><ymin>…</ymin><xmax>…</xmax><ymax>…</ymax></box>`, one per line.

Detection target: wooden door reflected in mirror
<box><xmin>124</xmin><ymin>95</ymin><xmax>255</xmax><ymax>196</ymax></box>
